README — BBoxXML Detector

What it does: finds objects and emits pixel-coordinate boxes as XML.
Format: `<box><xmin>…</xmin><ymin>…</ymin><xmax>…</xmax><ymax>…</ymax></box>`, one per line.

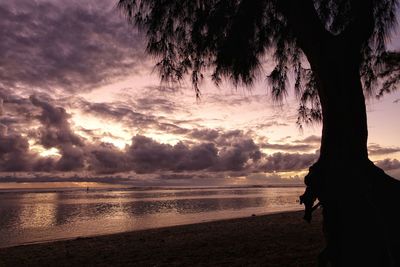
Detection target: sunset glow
<box><xmin>0</xmin><ymin>0</ymin><xmax>399</xmax><ymax>187</ymax></box>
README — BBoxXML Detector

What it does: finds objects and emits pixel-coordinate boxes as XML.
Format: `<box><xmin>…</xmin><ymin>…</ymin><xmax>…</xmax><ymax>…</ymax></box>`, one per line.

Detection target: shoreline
<box><xmin>0</xmin><ymin>208</ymin><xmax>303</xmax><ymax>249</ymax></box>
<box><xmin>0</xmin><ymin>210</ymin><xmax>324</xmax><ymax>266</ymax></box>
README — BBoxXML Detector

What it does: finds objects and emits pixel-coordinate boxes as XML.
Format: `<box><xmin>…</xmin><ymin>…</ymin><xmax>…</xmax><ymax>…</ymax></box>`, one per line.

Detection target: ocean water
<box><xmin>0</xmin><ymin>186</ymin><xmax>304</xmax><ymax>248</ymax></box>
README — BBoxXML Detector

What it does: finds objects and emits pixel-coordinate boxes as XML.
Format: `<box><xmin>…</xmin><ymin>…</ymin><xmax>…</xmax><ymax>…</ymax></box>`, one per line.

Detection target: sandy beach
<box><xmin>0</xmin><ymin>210</ymin><xmax>324</xmax><ymax>266</ymax></box>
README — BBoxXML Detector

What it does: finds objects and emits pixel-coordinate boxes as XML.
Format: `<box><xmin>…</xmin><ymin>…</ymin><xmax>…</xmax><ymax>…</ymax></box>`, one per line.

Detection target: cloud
<box><xmin>2</xmin><ymin>91</ymin><xmax>398</xmax><ymax>179</ymax></box>
<box><xmin>261</xmin><ymin>142</ymin><xmax>315</xmax><ymax>152</ymax></box>
<box><xmin>76</xmin><ymin>97</ymin><xmax>191</xmax><ymax>135</ymax></box>
<box><xmin>294</xmin><ymin>135</ymin><xmax>321</xmax><ymax>144</ymax></box>
<box><xmin>88</xmin><ymin>143</ymin><xmax>129</xmax><ymax>174</ymax></box>
<box><xmin>261</xmin><ymin>152</ymin><xmax>318</xmax><ymax>172</ymax></box>
<box><xmin>368</xmin><ymin>144</ymin><xmax>400</xmax><ymax>156</ymax></box>
<box><xmin>0</xmin><ymin>92</ymin><xmax>51</xmax><ymax>171</ymax></box>
<box><xmin>1</xmin><ymin>92</ymin><xmax>272</xmax><ymax>175</ymax></box>
<box><xmin>30</xmin><ymin>95</ymin><xmax>86</xmax><ymax>171</ymax></box>
<box><xmin>122</xmin><ymin>134</ymin><xmax>314</xmax><ymax>174</ymax></box>
<box><xmin>0</xmin><ymin>0</ymin><xmax>146</xmax><ymax>93</ymax></box>
<box><xmin>79</xmin><ymin>100</ymin><xmax>143</xmax><ymax>121</ymax></box>
<box><xmin>0</xmin><ymin>88</ymin><xmax>38</xmax><ymax>134</ymax></box>
<box><xmin>0</xmin><ymin>132</ymin><xmax>33</xmax><ymax>171</ymax></box>
<box><xmin>134</xmin><ymin>97</ymin><xmax>181</xmax><ymax>114</ymax></box>
<box><xmin>30</xmin><ymin>96</ymin><xmax>83</xmax><ymax>146</ymax></box>
<box><xmin>216</xmin><ymin>138</ymin><xmax>261</xmax><ymax>171</ymax></box>
<box><xmin>1</xmin><ymin>0</ymin><xmax>398</xmax><ymax>186</ymax></box>
<box><xmin>0</xmin><ymin>91</ymin><xmax>323</xmax><ymax>177</ymax></box>
<box><xmin>126</xmin><ymin>135</ymin><xmax>219</xmax><ymax>173</ymax></box>
<box><xmin>188</xmin><ymin>128</ymin><xmax>220</xmax><ymax>141</ymax></box>
<box><xmin>257</xmin><ymin>135</ymin><xmax>321</xmax><ymax>153</ymax></box>
<box><xmin>375</xmin><ymin>158</ymin><xmax>400</xmax><ymax>171</ymax></box>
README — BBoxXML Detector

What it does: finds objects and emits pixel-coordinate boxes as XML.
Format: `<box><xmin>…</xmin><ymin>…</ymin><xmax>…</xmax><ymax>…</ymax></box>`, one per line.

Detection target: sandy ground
<box><xmin>0</xmin><ymin>210</ymin><xmax>324</xmax><ymax>267</ymax></box>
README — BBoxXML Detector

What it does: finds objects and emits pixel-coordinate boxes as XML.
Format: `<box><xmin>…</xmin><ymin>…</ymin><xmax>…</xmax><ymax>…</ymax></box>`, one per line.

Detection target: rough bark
<box><xmin>276</xmin><ymin>1</ymin><xmax>400</xmax><ymax>265</ymax></box>
<box><xmin>303</xmin><ymin>38</ymin><xmax>400</xmax><ymax>266</ymax></box>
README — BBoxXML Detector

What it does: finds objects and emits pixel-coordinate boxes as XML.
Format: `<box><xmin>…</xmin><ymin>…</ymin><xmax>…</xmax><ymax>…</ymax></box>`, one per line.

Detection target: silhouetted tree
<box><xmin>118</xmin><ymin>0</ymin><xmax>400</xmax><ymax>265</ymax></box>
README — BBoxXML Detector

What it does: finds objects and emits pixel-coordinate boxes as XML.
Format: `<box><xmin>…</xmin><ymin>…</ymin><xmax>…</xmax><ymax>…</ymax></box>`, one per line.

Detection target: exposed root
<box><xmin>301</xmin><ymin>160</ymin><xmax>400</xmax><ymax>266</ymax></box>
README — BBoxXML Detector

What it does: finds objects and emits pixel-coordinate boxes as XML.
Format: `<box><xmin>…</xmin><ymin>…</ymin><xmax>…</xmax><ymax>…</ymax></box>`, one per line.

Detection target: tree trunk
<box><xmin>304</xmin><ymin>39</ymin><xmax>400</xmax><ymax>266</ymax></box>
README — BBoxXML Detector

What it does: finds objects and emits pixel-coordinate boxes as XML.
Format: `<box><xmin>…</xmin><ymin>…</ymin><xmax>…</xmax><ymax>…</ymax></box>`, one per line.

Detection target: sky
<box><xmin>0</xmin><ymin>0</ymin><xmax>399</xmax><ymax>187</ymax></box>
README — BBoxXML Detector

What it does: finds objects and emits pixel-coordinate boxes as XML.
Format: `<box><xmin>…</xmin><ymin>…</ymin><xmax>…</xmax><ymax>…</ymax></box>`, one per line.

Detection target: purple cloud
<box><xmin>0</xmin><ymin>0</ymin><xmax>146</xmax><ymax>93</ymax></box>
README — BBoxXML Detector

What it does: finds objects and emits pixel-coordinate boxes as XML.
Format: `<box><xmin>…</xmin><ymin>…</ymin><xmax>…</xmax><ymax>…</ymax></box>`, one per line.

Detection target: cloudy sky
<box><xmin>0</xmin><ymin>0</ymin><xmax>399</xmax><ymax>186</ymax></box>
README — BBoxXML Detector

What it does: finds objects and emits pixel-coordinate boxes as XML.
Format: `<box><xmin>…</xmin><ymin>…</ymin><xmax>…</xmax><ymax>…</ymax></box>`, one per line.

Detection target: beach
<box><xmin>0</xmin><ymin>186</ymin><xmax>306</xmax><ymax>248</ymax></box>
<box><xmin>0</xmin><ymin>210</ymin><xmax>324</xmax><ymax>266</ymax></box>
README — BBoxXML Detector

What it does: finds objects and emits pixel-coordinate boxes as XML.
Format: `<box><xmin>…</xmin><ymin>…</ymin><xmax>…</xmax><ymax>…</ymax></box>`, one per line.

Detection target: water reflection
<box><xmin>0</xmin><ymin>187</ymin><xmax>304</xmax><ymax>247</ymax></box>
<box><xmin>19</xmin><ymin>193</ymin><xmax>58</xmax><ymax>228</ymax></box>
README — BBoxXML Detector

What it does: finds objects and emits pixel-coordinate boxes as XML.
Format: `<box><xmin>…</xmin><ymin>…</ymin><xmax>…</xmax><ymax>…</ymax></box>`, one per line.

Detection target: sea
<box><xmin>0</xmin><ymin>184</ymin><xmax>305</xmax><ymax>248</ymax></box>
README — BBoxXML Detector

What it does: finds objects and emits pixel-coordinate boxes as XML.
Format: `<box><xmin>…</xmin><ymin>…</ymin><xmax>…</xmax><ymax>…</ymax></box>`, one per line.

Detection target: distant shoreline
<box><xmin>0</xmin><ymin>210</ymin><xmax>324</xmax><ymax>266</ymax></box>
<box><xmin>0</xmin><ymin>183</ymin><xmax>305</xmax><ymax>193</ymax></box>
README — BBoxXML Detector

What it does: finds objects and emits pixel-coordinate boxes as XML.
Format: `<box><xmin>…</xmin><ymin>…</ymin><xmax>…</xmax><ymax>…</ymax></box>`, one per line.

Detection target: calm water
<box><xmin>0</xmin><ymin>186</ymin><xmax>304</xmax><ymax>248</ymax></box>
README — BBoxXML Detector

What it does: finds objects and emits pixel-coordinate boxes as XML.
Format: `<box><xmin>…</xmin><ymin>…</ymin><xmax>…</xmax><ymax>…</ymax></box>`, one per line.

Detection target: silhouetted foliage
<box><xmin>118</xmin><ymin>0</ymin><xmax>399</xmax><ymax>126</ymax></box>
<box><xmin>119</xmin><ymin>1</ymin><xmax>400</xmax><ymax>265</ymax></box>
<box><xmin>377</xmin><ymin>52</ymin><xmax>400</xmax><ymax>96</ymax></box>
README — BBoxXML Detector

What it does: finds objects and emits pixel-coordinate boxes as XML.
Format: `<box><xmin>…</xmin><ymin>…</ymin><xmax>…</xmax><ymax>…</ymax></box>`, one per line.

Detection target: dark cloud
<box><xmin>0</xmin><ymin>88</ymin><xmax>38</xmax><ymax>134</ymax></box>
<box><xmin>261</xmin><ymin>142</ymin><xmax>315</xmax><ymax>152</ymax></box>
<box><xmin>76</xmin><ymin>98</ymin><xmax>191</xmax><ymax>135</ymax></box>
<box><xmin>0</xmin><ymin>173</ymin><xmax>130</xmax><ymax>184</ymax></box>
<box><xmin>82</xmin><ymin>102</ymin><xmax>134</xmax><ymax>118</ymax></box>
<box><xmin>0</xmin><ymin>92</ymin><xmax>45</xmax><ymax>171</ymax></box>
<box><xmin>0</xmin><ymin>0</ymin><xmax>146</xmax><ymax>93</ymax></box>
<box><xmin>186</xmin><ymin>128</ymin><xmax>244</xmax><ymax>144</ymax></box>
<box><xmin>30</xmin><ymin>95</ymin><xmax>83</xmax><ymax>147</ymax></box>
<box><xmin>0</xmin><ymin>114</ymin><xmax>59</xmax><ymax>172</ymax></box>
<box><xmin>88</xmin><ymin>143</ymin><xmax>129</xmax><ymax>174</ymax></box>
<box><xmin>216</xmin><ymin>138</ymin><xmax>261</xmax><ymax>171</ymax></box>
<box><xmin>294</xmin><ymin>135</ymin><xmax>321</xmax><ymax>144</ymax></box>
<box><xmin>123</xmin><ymin>135</ymin><xmax>314</xmax><ymax>174</ymax></box>
<box><xmin>262</xmin><ymin>152</ymin><xmax>318</xmax><ymax>172</ymax></box>
<box><xmin>77</xmin><ymin>99</ymin><xmax>166</xmax><ymax>135</ymax></box>
<box><xmin>1</xmin><ymin>91</ymin><xmax>397</xmax><ymax>178</ymax></box>
<box><xmin>1</xmin><ymin>94</ymin><xmax>270</xmax><ymax>175</ymax></box>
<box><xmin>1</xmin><ymin>91</ymin><xmax>398</xmax><ymax>180</ymax></box>
<box><xmin>188</xmin><ymin>128</ymin><xmax>220</xmax><ymax>141</ymax></box>
<box><xmin>214</xmin><ymin>130</ymin><xmax>255</xmax><ymax>147</ymax></box>
<box><xmin>134</xmin><ymin>97</ymin><xmax>180</xmax><ymax>114</ymax></box>
<box><xmin>259</xmin><ymin>135</ymin><xmax>321</xmax><ymax>153</ymax></box>
<box><xmin>30</xmin><ymin>95</ymin><xmax>86</xmax><ymax>171</ymax></box>
<box><xmin>154</xmin><ymin>122</ymin><xmax>190</xmax><ymax>135</ymax></box>
<box><xmin>1</xmin><ymin>0</ymin><xmax>398</xmax><ymax>184</ymax></box>
<box><xmin>0</xmin><ymin>171</ymin><xmax>305</xmax><ymax>186</ymax></box>
<box><xmin>0</xmin><ymin>132</ymin><xmax>33</xmax><ymax>171</ymax></box>
<box><xmin>368</xmin><ymin>144</ymin><xmax>400</xmax><ymax>156</ymax></box>
<box><xmin>126</xmin><ymin>135</ymin><xmax>219</xmax><ymax>173</ymax></box>
<box><xmin>375</xmin><ymin>158</ymin><xmax>400</xmax><ymax>171</ymax></box>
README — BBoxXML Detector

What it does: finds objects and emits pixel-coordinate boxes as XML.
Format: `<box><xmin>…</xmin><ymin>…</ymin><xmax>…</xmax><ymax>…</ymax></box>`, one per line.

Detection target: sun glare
<box><xmin>39</xmin><ymin>147</ymin><xmax>61</xmax><ymax>158</ymax></box>
<box><xmin>144</xmin><ymin>131</ymin><xmax>182</xmax><ymax>145</ymax></box>
<box><xmin>28</xmin><ymin>139</ymin><xmax>62</xmax><ymax>158</ymax></box>
<box><xmin>100</xmin><ymin>136</ymin><xmax>129</xmax><ymax>149</ymax></box>
<box><xmin>72</xmin><ymin>111</ymin><xmax>132</xmax><ymax>144</ymax></box>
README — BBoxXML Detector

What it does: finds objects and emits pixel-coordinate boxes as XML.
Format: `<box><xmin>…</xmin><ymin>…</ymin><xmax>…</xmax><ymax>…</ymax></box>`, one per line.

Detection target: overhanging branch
<box><xmin>276</xmin><ymin>0</ymin><xmax>332</xmax><ymax>57</ymax></box>
<box><xmin>340</xmin><ymin>0</ymin><xmax>375</xmax><ymax>49</ymax></box>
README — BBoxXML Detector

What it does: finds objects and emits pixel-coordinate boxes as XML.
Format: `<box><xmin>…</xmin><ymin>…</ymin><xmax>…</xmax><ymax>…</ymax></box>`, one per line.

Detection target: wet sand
<box><xmin>0</xmin><ymin>210</ymin><xmax>324</xmax><ymax>267</ymax></box>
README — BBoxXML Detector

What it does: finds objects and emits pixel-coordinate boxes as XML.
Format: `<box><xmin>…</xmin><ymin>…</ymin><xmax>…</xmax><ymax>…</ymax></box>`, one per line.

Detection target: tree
<box><xmin>118</xmin><ymin>0</ymin><xmax>400</xmax><ymax>265</ymax></box>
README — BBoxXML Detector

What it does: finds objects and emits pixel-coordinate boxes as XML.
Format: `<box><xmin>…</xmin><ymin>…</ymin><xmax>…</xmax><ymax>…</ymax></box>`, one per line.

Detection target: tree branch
<box><xmin>276</xmin><ymin>0</ymin><xmax>332</xmax><ymax>58</ymax></box>
<box><xmin>340</xmin><ymin>0</ymin><xmax>375</xmax><ymax>49</ymax></box>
